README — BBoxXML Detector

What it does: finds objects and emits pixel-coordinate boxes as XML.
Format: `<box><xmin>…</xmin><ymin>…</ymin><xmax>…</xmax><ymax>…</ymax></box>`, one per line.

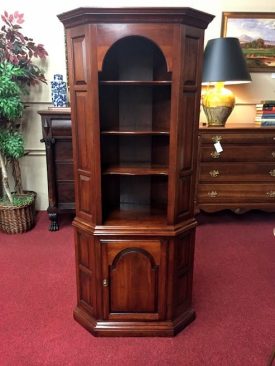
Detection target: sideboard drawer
<box><xmin>55</xmin><ymin>140</ymin><xmax>73</xmax><ymax>160</ymax></box>
<box><xmin>201</xmin><ymin>146</ymin><xmax>275</xmax><ymax>162</ymax></box>
<box><xmin>57</xmin><ymin>182</ymin><xmax>75</xmax><ymax>204</ymax></box>
<box><xmin>55</xmin><ymin>162</ymin><xmax>74</xmax><ymax>181</ymax></box>
<box><xmin>51</xmin><ymin>119</ymin><xmax>72</xmax><ymax>137</ymax></box>
<box><xmin>200</xmin><ymin>132</ymin><xmax>275</xmax><ymax>144</ymax></box>
<box><xmin>199</xmin><ymin>163</ymin><xmax>275</xmax><ymax>182</ymax></box>
<box><xmin>198</xmin><ymin>184</ymin><xmax>275</xmax><ymax>203</ymax></box>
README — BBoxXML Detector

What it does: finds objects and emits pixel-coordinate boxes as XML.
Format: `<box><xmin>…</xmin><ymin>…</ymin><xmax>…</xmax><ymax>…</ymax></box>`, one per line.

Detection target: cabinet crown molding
<box><xmin>58</xmin><ymin>7</ymin><xmax>214</xmax><ymax>29</ymax></box>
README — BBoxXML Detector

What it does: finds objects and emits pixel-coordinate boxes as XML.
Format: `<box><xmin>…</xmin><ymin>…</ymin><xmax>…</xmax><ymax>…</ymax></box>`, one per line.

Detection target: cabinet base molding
<box><xmin>73</xmin><ymin>306</ymin><xmax>196</xmax><ymax>337</ymax></box>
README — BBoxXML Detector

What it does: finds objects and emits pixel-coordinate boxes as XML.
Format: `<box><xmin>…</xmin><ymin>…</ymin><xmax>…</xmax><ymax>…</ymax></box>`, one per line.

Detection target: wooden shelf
<box><xmin>103</xmin><ymin>205</ymin><xmax>167</xmax><ymax>226</ymax></box>
<box><xmin>101</xmin><ymin>129</ymin><xmax>170</xmax><ymax>135</ymax></box>
<box><xmin>99</xmin><ymin>80</ymin><xmax>172</xmax><ymax>86</ymax></box>
<box><xmin>102</xmin><ymin>164</ymin><xmax>168</xmax><ymax>175</ymax></box>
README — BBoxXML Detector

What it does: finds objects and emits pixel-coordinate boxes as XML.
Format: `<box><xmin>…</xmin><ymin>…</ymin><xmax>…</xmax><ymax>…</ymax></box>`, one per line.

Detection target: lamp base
<box><xmin>202</xmin><ymin>82</ymin><xmax>235</xmax><ymax>127</ymax></box>
<box><xmin>203</xmin><ymin>105</ymin><xmax>233</xmax><ymax>127</ymax></box>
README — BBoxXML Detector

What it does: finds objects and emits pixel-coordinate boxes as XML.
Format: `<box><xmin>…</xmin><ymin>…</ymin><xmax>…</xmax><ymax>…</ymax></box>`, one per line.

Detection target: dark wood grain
<box><xmin>60</xmin><ymin>7</ymin><xmax>213</xmax><ymax>337</ymax></box>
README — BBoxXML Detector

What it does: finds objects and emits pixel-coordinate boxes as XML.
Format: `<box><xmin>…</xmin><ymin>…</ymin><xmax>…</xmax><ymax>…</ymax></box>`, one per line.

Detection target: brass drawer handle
<box><xmin>210</xmin><ymin>151</ymin><xmax>220</xmax><ymax>159</ymax></box>
<box><xmin>212</xmin><ymin>135</ymin><xmax>222</xmax><ymax>143</ymax></box>
<box><xmin>208</xmin><ymin>191</ymin><xmax>218</xmax><ymax>198</ymax></box>
<box><xmin>269</xmin><ymin>170</ymin><xmax>275</xmax><ymax>177</ymax></box>
<box><xmin>272</xmin><ymin>152</ymin><xmax>275</xmax><ymax>158</ymax></box>
<box><xmin>103</xmin><ymin>278</ymin><xmax>109</xmax><ymax>287</ymax></box>
<box><xmin>266</xmin><ymin>191</ymin><xmax>275</xmax><ymax>198</ymax></box>
<box><xmin>209</xmin><ymin>170</ymin><xmax>220</xmax><ymax>177</ymax></box>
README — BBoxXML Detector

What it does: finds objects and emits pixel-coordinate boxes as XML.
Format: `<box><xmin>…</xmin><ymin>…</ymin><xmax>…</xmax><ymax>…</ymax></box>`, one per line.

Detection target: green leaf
<box><xmin>0</xmin><ymin>129</ymin><xmax>24</xmax><ymax>159</ymax></box>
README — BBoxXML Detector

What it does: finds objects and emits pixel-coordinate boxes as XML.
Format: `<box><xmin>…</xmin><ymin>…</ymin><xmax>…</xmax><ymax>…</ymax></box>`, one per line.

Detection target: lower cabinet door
<box><xmin>100</xmin><ymin>239</ymin><xmax>167</xmax><ymax>321</ymax></box>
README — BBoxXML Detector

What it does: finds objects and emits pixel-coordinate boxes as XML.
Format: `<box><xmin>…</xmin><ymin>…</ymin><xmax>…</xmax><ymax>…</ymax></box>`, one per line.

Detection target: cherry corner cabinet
<box><xmin>58</xmin><ymin>7</ymin><xmax>213</xmax><ymax>337</ymax></box>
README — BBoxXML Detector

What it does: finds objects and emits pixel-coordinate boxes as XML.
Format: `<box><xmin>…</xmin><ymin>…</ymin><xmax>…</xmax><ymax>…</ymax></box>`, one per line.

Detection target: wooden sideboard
<box><xmin>38</xmin><ymin>110</ymin><xmax>75</xmax><ymax>230</ymax></box>
<box><xmin>197</xmin><ymin>123</ymin><xmax>275</xmax><ymax>213</ymax></box>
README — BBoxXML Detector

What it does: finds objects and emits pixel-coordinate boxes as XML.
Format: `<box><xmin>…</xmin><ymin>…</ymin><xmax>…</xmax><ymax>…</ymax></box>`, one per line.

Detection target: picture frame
<box><xmin>221</xmin><ymin>12</ymin><xmax>275</xmax><ymax>72</ymax></box>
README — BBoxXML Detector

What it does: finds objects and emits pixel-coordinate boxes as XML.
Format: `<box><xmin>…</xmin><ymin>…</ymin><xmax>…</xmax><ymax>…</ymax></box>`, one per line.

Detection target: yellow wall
<box><xmin>1</xmin><ymin>1</ymin><xmax>275</xmax><ymax>209</ymax></box>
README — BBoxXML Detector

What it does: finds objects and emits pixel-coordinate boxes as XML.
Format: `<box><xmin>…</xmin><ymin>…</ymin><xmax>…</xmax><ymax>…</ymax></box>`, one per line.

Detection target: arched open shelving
<box><xmin>99</xmin><ymin>36</ymin><xmax>171</xmax><ymax>134</ymax></box>
<box><xmin>99</xmin><ymin>36</ymin><xmax>171</xmax><ymax>224</ymax></box>
<box><xmin>99</xmin><ymin>36</ymin><xmax>171</xmax><ymax>82</ymax></box>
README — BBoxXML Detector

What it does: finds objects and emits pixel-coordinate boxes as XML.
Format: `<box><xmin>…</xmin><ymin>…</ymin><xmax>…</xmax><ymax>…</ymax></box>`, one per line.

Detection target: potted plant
<box><xmin>0</xmin><ymin>11</ymin><xmax>48</xmax><ymax>234</ymax></box>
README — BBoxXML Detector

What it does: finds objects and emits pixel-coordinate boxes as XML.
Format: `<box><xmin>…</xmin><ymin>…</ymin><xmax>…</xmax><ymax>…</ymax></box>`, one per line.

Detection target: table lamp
<box><xmin>201</xmin><ymin>37</ymin><xmax>251</xmax><ymax>127</ymax></box>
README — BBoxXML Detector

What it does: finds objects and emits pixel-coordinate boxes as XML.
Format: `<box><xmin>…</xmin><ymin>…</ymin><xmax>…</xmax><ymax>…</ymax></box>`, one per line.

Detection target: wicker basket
<box><xmin>0</xmin><ymin>192</ymin><xmax>36</xmax><ymax>234</ymax></box>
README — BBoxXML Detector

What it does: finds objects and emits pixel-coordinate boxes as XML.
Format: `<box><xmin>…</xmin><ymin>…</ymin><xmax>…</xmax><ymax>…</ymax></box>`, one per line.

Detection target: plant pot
<box><xmin>0</xmin><ymin>191</ymin><xmax>36</xmax><ymax>234</ymax></box>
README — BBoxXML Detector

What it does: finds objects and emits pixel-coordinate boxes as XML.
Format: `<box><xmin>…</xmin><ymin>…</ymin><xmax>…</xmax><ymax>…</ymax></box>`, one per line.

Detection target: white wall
<box><xmin>1</xmin><ymin>0</ymin><xmax>275</xmax><ymax>209</ymax></box>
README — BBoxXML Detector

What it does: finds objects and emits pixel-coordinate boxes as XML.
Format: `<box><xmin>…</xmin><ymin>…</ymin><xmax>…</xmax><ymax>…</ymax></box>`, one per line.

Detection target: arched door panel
<box><xmin>101</xmin><ymin>239</ymin><xmax>167</xmax><ymax>320</ymax></box>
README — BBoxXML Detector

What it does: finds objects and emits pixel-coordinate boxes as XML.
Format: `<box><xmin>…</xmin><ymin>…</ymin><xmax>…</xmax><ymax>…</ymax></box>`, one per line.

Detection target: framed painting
<box><xmin>221</xmin><ymin>12</ymin><xmax>275</xmax><ymax>72</ymax></box>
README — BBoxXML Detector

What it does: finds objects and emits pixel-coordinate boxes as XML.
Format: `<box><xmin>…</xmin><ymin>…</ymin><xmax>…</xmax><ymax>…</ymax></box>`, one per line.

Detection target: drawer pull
<box><xmin>212</xmin><ymin>135</ymin><xmax>222</xmax><ymax>143</ymax></box>
<box><xmin>208</xmin><ymin>191</ymin><xmax>218</xmax><ymax>198</ymax></box>
<box><xmin>272</xmin><ymin>152</ymin><xmax>275</xmax><ymax>158</ymax></box>
<box><xmin>209</xmin><ymin>170</ymin><xmax>220</xmax><ymax>177</ymax></box>
<box><xmin>266</xmin><ymin>191</ymin><xmax>275</xmax><ymax>198</ymax></box>
<box><xmin>103</xmin><ymin>278</ymin><xmax>109</xmax><ymax>287</ymax></box>
<box><xmin>211</xmin><ymin>151</ymin><xmax>220</xmax><ymax>159</ymax></box>
<box><xmin>269</xmin><ymin>170</ymin><xmax>275</xmax><ymax>177</ymax></box>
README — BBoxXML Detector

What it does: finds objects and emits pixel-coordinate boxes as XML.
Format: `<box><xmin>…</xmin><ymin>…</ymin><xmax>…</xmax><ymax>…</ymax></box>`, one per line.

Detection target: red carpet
<box><xmin>0</xmin><ymin>211</ymin><xmax>274</xmax><ymax>365</ymax></box>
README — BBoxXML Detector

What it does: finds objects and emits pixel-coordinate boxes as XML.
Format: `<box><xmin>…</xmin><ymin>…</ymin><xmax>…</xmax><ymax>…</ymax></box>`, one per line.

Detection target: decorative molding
<box><xmin>201</xmin><ymin>102</ymin><xmax>260</xmax><ymax>107</ymax></box>
<box><xmin>235</xmin><ymin>102</ymin><xmax>260</xmax><ymax>106</ymax></box>
<box><xmin>23</xmin><ymin>101</ymin><xmax>52</xmax><ymax>105</ymax></box>
<box><xmin>24</xmin><ymin>148</ymin><xmax>46</xmax><ymax>157</ymax></box>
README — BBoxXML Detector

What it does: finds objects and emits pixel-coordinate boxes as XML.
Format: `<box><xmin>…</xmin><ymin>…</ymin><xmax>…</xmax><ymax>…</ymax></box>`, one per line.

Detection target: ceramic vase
<box><xmin>51</xmin><ymin>74</ymin><xmax>68</xmax><ymax>107</ymax></box>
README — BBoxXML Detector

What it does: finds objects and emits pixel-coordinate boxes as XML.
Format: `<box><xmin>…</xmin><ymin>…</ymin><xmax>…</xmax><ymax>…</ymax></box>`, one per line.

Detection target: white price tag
<box><xmin>214</xmin><ymin>141</ymin><xmax>223</xmax><ymax>153</ymax></box>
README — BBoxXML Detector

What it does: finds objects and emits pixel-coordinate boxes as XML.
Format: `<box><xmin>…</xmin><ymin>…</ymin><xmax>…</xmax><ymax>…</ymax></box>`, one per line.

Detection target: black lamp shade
<box><xmin>202</xmin><ymin>37</ymin><xmax>252</xmax><ymax>84</ymax></box>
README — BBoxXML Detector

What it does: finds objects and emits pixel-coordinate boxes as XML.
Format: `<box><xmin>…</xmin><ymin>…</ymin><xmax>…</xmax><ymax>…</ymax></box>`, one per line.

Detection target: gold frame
<box><xmin>221</xmin><ymin>12</ymin><xmax>275</xmax><ymax>72</ymax></box>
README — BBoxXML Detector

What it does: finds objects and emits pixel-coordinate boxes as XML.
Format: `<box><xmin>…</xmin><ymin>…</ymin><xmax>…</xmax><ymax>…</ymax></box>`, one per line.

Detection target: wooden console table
<box><xmin>197</xmin><ymin>123</ymin><xmax>275</xmax><ymax>213</ymax></box>
<box><xmin>38</xmin><ymin>109</ymin><xmax>75</xmax><ymax>230</ymax></box>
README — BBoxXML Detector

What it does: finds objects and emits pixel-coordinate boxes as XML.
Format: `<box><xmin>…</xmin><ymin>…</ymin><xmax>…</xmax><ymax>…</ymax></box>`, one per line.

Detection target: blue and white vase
<box><xmin>51</xmin><ymin>74</ymin><xmax>68</xmax><ymax>107</ymax></box>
